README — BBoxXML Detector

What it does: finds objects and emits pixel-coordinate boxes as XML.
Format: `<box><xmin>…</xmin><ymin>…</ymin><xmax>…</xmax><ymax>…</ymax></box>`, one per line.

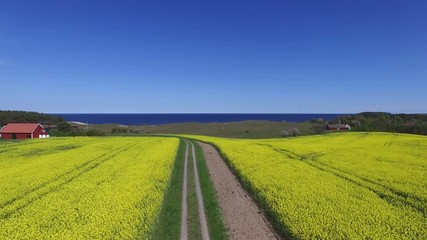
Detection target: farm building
<box><xmin>0</xmin><ymin>123</ymin><xmax>49</xmax><ymax>139</ymax></box>
<box><xmin>326</xmin><ymin>124</ymin><xmax>351</xmax><ymax>131</ymax></box>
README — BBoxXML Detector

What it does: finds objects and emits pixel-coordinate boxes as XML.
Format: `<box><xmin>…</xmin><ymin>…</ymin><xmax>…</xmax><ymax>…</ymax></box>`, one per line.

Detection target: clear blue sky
<box><xmin>1</xmin><ymin>0</ymin><xmax>426</xmax><ymax>113</ymax></box>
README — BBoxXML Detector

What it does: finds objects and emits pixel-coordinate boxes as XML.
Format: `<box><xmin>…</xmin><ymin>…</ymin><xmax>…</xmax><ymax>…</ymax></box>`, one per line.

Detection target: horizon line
<box><xmin>49</xmin><ymin>112</ymin><xmax>350</xmax><ymax>115</ymax></box>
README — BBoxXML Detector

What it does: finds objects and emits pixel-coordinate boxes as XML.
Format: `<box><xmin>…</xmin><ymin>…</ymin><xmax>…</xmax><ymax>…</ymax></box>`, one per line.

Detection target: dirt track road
<box><xmin>181</xmin><ymin>140</ymin><xmax>210</xmax><ymax>240</ymax></box>
<box><xmin>198</xmin><ymin>141</ymin><xmax>279</xmax><ymax>240</ymax></box>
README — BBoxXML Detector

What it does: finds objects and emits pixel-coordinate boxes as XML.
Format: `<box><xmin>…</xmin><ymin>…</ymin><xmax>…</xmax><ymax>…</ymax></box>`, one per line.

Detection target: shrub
<box><xmin>86</xmin><ymin>129</ymin><xmax>106</xmax><ymax>136</ymax></box>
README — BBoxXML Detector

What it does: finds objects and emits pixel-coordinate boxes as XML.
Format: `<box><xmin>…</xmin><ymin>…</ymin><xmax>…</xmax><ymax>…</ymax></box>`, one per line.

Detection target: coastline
<box><xmin>54</xmin><ymin>113</ymin><xmax>343</xmax><ymax>125</ymax></box>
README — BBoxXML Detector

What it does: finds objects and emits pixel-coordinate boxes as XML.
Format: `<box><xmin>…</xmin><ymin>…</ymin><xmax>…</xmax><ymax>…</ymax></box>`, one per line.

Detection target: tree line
<box><xmin>0</xmin><ymin>110</ymin><xmax>64</xmax><ymax>126</ymax></box>
<box><xmin>334</xmin><ymin>112</ymin><xmax>427</xmax><ymax>135</ymax></box>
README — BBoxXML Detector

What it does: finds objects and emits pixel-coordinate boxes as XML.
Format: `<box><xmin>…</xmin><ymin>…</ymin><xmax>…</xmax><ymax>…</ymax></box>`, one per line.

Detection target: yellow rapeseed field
<box><xmin>0</xmin><ymin>137</ymin><xmax>179</xmax><ymax>239</ymax></box>
<box><xmin>187</xmin><ymin>132</ymin><xmax>427</xmax><ymax>239</ymax></box>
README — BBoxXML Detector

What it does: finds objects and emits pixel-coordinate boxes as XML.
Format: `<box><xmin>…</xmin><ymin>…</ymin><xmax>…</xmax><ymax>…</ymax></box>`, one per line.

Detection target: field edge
<box><xmin>150</xmin><ymin>139</ymin><xmax>185</xmax><ymax>239</ymax></box>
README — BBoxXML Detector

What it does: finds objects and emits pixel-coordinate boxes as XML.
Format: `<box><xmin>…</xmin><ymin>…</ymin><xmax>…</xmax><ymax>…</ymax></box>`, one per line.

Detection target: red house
<box><xmin>0</xmin><ymin>123</ymin><xmax>50</xmax><ymax>139</ymax></box>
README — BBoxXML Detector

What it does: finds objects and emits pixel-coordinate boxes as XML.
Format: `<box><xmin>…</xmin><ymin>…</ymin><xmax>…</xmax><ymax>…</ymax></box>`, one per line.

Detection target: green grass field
<box><xmin>78</xmin><ymin>120</ymin><xmax>317</xmax><ymax>138</ymax></box>
<box><xmin>187</xmin><ymin>132</ymin><xmax>427</xmax><ymax>239</ymax></box>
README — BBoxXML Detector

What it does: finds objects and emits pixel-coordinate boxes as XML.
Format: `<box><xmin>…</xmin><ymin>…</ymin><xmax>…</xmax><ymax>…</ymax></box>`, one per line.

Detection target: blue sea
<box><xmin>53</xmin><ymin>114</ymin><xmax>344</xmax><ymax>125</ymax></box>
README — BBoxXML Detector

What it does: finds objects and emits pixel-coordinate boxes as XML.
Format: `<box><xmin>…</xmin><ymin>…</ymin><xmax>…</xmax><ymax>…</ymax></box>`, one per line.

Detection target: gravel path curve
<box><xmin>197</xmin><ymin>141</ymin><xmax>280</xmax><ymax>240</ymax></box>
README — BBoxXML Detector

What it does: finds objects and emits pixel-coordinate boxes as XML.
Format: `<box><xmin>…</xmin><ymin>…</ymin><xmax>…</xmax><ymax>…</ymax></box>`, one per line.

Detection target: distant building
<box><xmin>326</xmin><ymin>124</ymin><xmax>351</xmax><ymax>131</ymax></box>
<box><xmin>0</xmin><ymin>123</ymin><xmax>49</xmax><ymax>139</ymax></box>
